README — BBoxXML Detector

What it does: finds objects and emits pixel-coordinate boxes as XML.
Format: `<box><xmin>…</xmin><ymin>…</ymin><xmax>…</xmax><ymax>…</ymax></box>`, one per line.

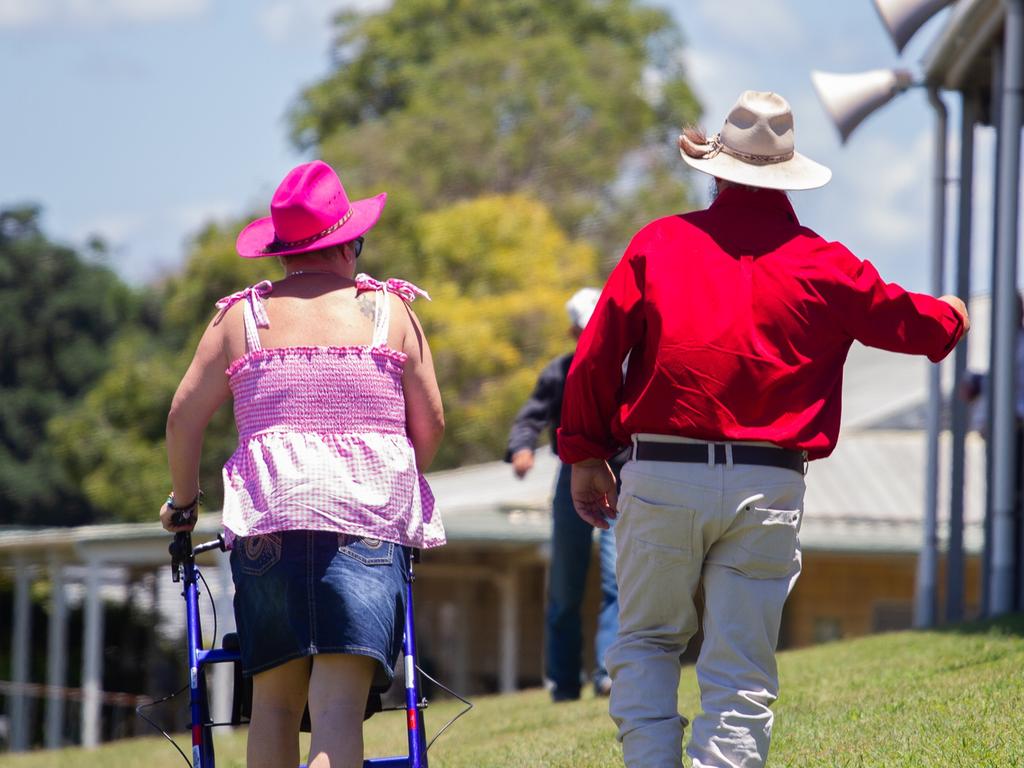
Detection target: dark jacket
<box><xmin>505</xmin><ymin>353</ymin><xmax>573</xmax><ymax>461</ymax></box>
<box><xmin>506</xmin><ymin>353</ymin><xmax>629</xmax><ymax>466</ymax></box>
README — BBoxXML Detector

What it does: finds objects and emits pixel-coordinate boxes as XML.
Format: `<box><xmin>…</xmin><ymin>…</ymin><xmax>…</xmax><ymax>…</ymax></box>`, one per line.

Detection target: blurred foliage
<box><xmin>414</xmin><ymin>195</ymin><xmax>599</xmax><ymax>466</ymax></box>
<box><xmin>0</xmin><ymin>206</ymin><xmax>141</xmax><ymax>525</ymax></box>
<box><xmin>35</xmin><ymin>0</ymin><xmax>701</xmax><ymax>523</ymax></box>
<box><xmin>50</xmin><ymin>221</ymin><xmax>268</xmax><ymax>521</ymax></box>
<box><xmin>292</xmin><ymin>0</ymin><xmax>701</xmax><ymax>261</ymax></box>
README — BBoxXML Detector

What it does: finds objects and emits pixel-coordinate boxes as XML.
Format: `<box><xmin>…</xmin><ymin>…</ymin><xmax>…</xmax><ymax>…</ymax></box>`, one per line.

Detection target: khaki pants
<box><xmin>607</xmin><ymin>440</ymin><xmax>805</xmax><ymax>768</ymax></box>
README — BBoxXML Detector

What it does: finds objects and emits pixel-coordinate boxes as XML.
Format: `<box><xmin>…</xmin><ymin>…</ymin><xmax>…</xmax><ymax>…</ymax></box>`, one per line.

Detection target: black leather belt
<box><xmin>632</xmin><ymin>440</ymin><xmax>806</xmax><ymax>474</ymax></box>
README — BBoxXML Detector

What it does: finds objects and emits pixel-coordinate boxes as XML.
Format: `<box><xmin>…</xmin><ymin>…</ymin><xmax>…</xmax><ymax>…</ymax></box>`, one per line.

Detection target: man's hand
<box><xmin>939</xmin><ymin>295</ymin><xmax>971</xmax><ymax>333</ymax></box>
<box><xmin>571</xmin><ymin>459</ymin><xmax>618</xmax><ymax>530</ymax></box>
<box><xmin>511</xmin><ymin>448</ymin><xmax>535</xmax><ymax>479</ymax></box>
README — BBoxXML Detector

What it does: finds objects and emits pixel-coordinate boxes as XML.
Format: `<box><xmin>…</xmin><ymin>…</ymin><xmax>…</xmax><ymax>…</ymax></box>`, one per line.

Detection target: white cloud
<box><xmin>258</xmin><ymin>0</ymin><xmax>390</xmax><ymax>45</ymax></box>
<box><xmin>691</xmin><ymin>0</ymin><xmax>802</xmax><ymax>48</ymax></box>
<box><xmin>0</xmin><ymin>0</ymin><xmax>208</xmax><ymax>27</ymax></box>
<box><xmin>70</xmin><ymin>199</ymin><xmax>238</xmax><ymax>285</ymax></box>
<box><xmin>0</xmin><ymin>0</ymin><xmax>46</xmax><ymax>26</ymax></box>
<box><xmin>171</xmin><ymin>199</ymin><xmax>238</xmax><ymax>236</ymax></box>
<box><xmin>71</xmin><ymin>211</ymin><xmax>144</xmax><ymax>244</ymax></box>
<box><xmin>845</xmin><ymin>129</ymin><xmax>932</xmax><ymax>245</ymax></box>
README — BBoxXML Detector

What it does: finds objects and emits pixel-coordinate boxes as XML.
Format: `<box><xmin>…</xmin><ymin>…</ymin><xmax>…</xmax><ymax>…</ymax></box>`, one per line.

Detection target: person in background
<box><xmin>962</xmin><ymin>293</ymin><xmax>1024</xmax><ymax>433</ymax></box>
<box><xmin>506</xmin><ymin>288</ymin><xmax>624</xmax><ymax>701</ymax></box>
<box><xmin>160</xmin><ymin>160</ymin><xmax>445</xmax><ymax>768</ymax></box>
<box><xmin>558</xmin><ymin>91</ymin><xmax>969</xmax><ymax>767</ymax></box>
<box><xmin>962</xmin><ymin>291</ymin><xmax>1024</xmax><ymax>594</ymax></box>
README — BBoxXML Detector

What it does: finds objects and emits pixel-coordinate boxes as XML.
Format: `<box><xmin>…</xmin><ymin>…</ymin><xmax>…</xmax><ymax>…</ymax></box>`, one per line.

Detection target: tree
<box><xmin>291</xmin><ymin>0</ymin><xmax>701</xmax><ymax>260</ymax></box>
<box><xmin>48</xmin><ymin>0</ymin><xmax>705</xmax><ymax>521</ymax></box>
<box><xmin>0</xmin><ymin>206</ymin><xmax>140</xmax><ymax>526</ymax></box>
<box><xmin>50</xmin><ymin>220</ymin><xmax>270</xmax><ymax>521</ymax></box>
<box><xmin>413</xmin><ymin>194</ymin><xmax>599</xmax><ymax>466</ymax></box>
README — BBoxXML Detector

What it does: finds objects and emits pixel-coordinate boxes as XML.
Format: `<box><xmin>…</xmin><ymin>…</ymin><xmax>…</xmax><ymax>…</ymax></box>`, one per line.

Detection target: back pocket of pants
<box><xmin>735</xmin><ymin>503</ymin><xmax>801</xmax><ymax>577</ymax></box>
<box><xmin>237</xmin><ymin>533</ymin><xmax>282</xmax><ymax>576</ymax></box>
<box><xmin>338</xmin><ymin>536</ymin><xmax>395</xmax><ymax>566</ymax></box>
<box><xmin>622</xmin><ymin>495</ymin><xmax>695</xmax><ymax>562</ymax></box>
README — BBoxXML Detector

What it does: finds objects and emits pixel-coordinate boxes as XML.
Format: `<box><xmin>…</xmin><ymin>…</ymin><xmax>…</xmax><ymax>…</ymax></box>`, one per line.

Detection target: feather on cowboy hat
<box><xmin>236</xmin><ymin>160</ymin><xmax>387</xmax><ymax>258</ymax></box>
<box><xmin>679</xmin><ymin>91</ymin><xmax>831</xmax><ymax>191</ymax></box>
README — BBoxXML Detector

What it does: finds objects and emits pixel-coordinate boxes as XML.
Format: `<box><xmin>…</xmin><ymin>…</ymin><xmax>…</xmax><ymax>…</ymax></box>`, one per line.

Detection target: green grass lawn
<box><xmin>3</xmin><ymin>615</ymin><xmax>1022</xmax><ymax>767</ymax></box>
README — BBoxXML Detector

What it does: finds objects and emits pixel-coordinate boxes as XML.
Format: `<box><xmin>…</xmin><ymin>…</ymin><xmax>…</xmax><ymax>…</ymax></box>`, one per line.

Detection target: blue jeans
<box><xmin>230</xmin><ymin>531</ymin><xmax>407</xmax><ymax>691</ymax></box>
<box><xmin>545</xmin><ymin>462</ymin><xmax>619</xmax><ymax>698</ymax></box>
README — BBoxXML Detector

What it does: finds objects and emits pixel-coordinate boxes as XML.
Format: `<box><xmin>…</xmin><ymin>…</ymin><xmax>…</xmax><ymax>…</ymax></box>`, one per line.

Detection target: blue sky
<box><xmin>0</xmin><ymin>0</ymin><xmax>995</xmax><ymax>294</ymax></box>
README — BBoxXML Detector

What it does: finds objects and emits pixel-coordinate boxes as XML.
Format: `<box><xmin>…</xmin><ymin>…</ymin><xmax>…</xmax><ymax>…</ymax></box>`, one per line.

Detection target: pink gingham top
<box><xmin>217</xmin><ymin>273</ymin><xmax>445</xmax><ymax>550</ymax></box>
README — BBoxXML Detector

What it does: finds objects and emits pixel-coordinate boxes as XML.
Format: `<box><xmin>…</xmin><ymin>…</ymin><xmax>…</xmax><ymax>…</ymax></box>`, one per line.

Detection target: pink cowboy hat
<box><xmin>236</xmin><ymin>160</ymin><xmax>387</xmax><ymax>258</ymax></box>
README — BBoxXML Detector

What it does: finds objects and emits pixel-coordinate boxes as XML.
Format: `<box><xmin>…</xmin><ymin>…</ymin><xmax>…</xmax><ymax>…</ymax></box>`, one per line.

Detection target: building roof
<box><xmin>0</xmin><ymin>303</ymin><xmax>993</xmax><ymax>563</ymax></box>
<box><xmin>924</xmin><ymin>0</ymin><xmax>1003</xmax><ymax>92</ymax></box>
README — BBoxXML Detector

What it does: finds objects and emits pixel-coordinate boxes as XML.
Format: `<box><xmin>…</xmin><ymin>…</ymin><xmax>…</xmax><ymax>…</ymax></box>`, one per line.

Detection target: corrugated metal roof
<box><xmin>0</xmin><ymin>306</ymin><xmax>993</xmax><ymax>560</ymax></box>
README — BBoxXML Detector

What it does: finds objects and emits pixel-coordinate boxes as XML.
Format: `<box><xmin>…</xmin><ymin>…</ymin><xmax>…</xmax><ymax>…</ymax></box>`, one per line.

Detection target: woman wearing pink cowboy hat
<box><xmin>160</xmin><ymin>160</ymin><xmax>446</xmax><ymax>768</ymax></box>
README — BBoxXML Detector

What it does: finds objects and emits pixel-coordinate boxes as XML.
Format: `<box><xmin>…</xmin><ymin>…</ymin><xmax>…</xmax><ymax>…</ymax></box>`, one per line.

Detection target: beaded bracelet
<box><xmin>166</xmin><ymin>490</ymin><xmax>204</xmax><ymax>510</ymax></box>
<box><xmin>166</xmin><ymin>490</ymin><xmax>204</xmax><ymax>524</ymax></box>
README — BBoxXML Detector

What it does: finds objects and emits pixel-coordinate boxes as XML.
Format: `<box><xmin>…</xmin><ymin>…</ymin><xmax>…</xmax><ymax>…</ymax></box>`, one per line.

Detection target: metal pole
<box><xmin>914</xmin><ymin>88</ymin><xmax>948</xmax><ymax>629</ymax></box>
<box><xmin>45</xmin><ymin>560</ymin><xmax>68</xmax><ymax>749</ymax></box>
<box><xmin>947</xmin><ymin>92</ymin><xmax>978</xmax><ymax>624</ymax></box>
<box><xmin>496</xmin><ymin>568</ymin><xmax>520</xmax><ymax>693</ymax></box>
<box><xmin>982</xmin><ymin>43</ymin><xmax>1005</xmax><ymax>614</ymax></box>
<box><xmin>81</xmin><ymin>558</ymin><xmax>105</xmax><ymax>748</ymax></box>
<box><xmin>9</xmin><ymin>560</ymin><xmax>32</xmax><ymax>752</ymax></box>
<box><xmin>989</xmin><ymin>0</ymin><xmax>1024</xmax><ymax>615</ymax></box>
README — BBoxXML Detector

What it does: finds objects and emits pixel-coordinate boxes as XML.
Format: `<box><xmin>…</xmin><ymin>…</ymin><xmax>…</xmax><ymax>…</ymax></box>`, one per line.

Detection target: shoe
<box><xmin>551</xmin><ymin>688</ymin><xmax>581</xmax><ymax>703</ymax></box>
<box><xmin>594</xmin><ymin>676</ymin><xmax>612</xmax><ymax>697</ymax></box>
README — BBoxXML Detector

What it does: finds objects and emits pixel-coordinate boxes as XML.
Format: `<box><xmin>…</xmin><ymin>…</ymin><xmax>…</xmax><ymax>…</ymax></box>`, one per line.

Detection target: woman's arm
<box><xmin>398</xmin><ymin>297</ymin><xmax>444</xmax><ymax>473</ymax></box>
<box><xmin>161</xmin><ymin>314</ymin><xmax>232</xmax><ymax>531</ymax></box>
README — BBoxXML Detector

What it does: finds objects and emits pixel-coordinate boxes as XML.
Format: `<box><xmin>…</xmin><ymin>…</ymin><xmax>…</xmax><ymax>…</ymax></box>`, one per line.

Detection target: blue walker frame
<box><xmin>168</xmin><ymin>532</ymin><xmax>429</xmax><ymax>768</ymax></box>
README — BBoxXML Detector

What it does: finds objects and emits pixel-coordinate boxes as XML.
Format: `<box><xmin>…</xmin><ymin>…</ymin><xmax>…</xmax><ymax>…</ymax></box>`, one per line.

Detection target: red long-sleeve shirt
<box><xmin>557</xmin><ymin>186</ymin><xmax>964</xmax><ymax>463</ymax></box>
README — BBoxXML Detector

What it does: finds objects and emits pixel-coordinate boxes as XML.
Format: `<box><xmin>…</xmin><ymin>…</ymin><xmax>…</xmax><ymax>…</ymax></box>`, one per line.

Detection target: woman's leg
<box><xmin>247</xmin><ymin>656</ymin><xmax>312</xmax><ymax>768</ymax></box>
<box><xmin>307</xmin><ymin>653</ymin><xmax>377</xmax><ymax>768</ymax></box>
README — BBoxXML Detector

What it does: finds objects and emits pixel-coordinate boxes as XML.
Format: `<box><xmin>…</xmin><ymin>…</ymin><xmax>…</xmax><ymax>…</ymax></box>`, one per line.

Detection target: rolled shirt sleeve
<box><xmin>827</xmin><ymin>248</ymin><xmax>965</xmax><ymax>362</ymax></box>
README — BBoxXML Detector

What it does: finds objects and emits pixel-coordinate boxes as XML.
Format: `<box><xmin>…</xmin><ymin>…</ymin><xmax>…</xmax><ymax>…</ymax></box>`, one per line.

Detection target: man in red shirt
<box><xmin>557</xmin><ymin>91</ymin><xmax>968</xmax><ymax>768</ymax></box>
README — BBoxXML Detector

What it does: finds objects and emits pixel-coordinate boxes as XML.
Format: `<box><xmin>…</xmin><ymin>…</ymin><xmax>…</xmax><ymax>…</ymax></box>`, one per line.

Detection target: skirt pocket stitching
<box><xmin>238</xmin><ymin>533</ymin><xmax>282</xmax><ymax>576</ymax></box>
<box><xmin>338</xmin><ymin>539</ymin><xmax>395</xmax><ymax>566</ymax></box>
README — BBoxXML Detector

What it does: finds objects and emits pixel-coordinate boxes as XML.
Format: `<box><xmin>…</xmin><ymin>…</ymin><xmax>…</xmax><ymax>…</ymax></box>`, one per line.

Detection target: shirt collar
<box><xmin>709</xmin><ymin>185</ymin><xmax>799</xmax><ymax>224</ymax></box>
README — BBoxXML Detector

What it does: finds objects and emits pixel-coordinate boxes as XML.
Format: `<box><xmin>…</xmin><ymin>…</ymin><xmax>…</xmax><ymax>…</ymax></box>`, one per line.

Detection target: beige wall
<box><xmin>782</xmin><ymin>550</ymin><xmax>983</xmax><ymax>648</ymax></box>
<box><xmin>408</xmin><ymin>546</ymin><xmax>982</xmax><ymax>695</ymax></box>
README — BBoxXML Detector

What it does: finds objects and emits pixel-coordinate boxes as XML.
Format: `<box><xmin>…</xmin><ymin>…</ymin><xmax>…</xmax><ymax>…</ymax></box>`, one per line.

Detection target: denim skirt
<box><xmin>230</xmin><ymin>530</ymin><xmax>407</xmax><ymax>692</ymax></box>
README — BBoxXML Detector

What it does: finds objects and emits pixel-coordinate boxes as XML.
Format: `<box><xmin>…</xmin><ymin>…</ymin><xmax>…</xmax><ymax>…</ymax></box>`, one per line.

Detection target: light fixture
<box><xmin>810</xmin><ymin>68</ymin><xmax>915</xmax><ymax>143</ymax></box>
<box><xmin>872</xmin><ymin>0</ymin><xmax>955</xmax><ymax>53</ymax></box>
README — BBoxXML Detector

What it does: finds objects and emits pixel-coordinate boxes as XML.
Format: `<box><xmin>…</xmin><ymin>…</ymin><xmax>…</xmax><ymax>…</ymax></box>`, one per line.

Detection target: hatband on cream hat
<box><xmin>679</xmin><ymin>91</ymin><xmax>831</xmax><ymax>191</ymax></box>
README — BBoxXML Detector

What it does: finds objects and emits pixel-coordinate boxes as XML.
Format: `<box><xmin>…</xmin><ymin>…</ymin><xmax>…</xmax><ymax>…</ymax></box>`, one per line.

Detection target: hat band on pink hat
<box><xmin>263</xmin><ymin>207</ymin><xmax>355</xmax><ymax>254</ymax></box>
<box><xmin>235</xmin><ymin>160</ymin><xmax>387</xmax><ymax>259</ymax></box>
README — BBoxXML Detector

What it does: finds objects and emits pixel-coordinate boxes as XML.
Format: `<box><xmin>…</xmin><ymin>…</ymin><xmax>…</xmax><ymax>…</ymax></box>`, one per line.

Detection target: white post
<box><xmin>81</xmin><ymin>558</ymin><xmax>105</xmax><ymax>748</ymax></box>
<box><xmin>9</xmin><ymin>560</ymin><xmax>32</xmax><ymax>752</ymax></box>
<box><xmin>913</xmin><ymin>88</ymin><xmax>948</xmax><ymax>630</ymax></box>
<box><xmin>495</xmin><ymin>567</ymin><xmax>519</xmax><ymax>694</ymax></box>
<box><xmin>454</xmin><ymin>582</ymin><xmax>472</xmax><ymax>694</ymax></box>
<box><xmin>45</xmin><ymin>560</ymin><xmax>68</xmax><ymax>749</ymax></box>
<box><xmin>211</xmin><ymin>555</ymin><xmax>236</xmax><ymax>724</ymax></box>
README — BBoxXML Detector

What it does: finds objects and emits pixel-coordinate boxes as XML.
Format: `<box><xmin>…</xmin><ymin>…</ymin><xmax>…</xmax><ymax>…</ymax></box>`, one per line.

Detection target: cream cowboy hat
<box><xmin>679</xmin><ymin>91</ymin><xmax>831</xmax><ymax>191</ymax></box>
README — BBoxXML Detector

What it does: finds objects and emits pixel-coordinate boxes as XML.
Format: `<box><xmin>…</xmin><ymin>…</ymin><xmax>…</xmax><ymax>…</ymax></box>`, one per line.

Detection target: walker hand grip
<box><xmin>168</xmin><ymin>532</ymin><xmax>193</xmax><ymax>583</ymax></box>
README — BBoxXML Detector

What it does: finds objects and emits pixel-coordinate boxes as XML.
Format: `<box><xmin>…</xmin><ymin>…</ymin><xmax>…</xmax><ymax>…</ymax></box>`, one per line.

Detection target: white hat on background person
<box><xmin>678</xmin><ymin>90</ymin><xmax>832</xmax><ymax>191</ymax></box>
<box><xmin>566</xmin><ymin>288</ymin><xmax>601</xmax><ymax>331</ymax></box>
